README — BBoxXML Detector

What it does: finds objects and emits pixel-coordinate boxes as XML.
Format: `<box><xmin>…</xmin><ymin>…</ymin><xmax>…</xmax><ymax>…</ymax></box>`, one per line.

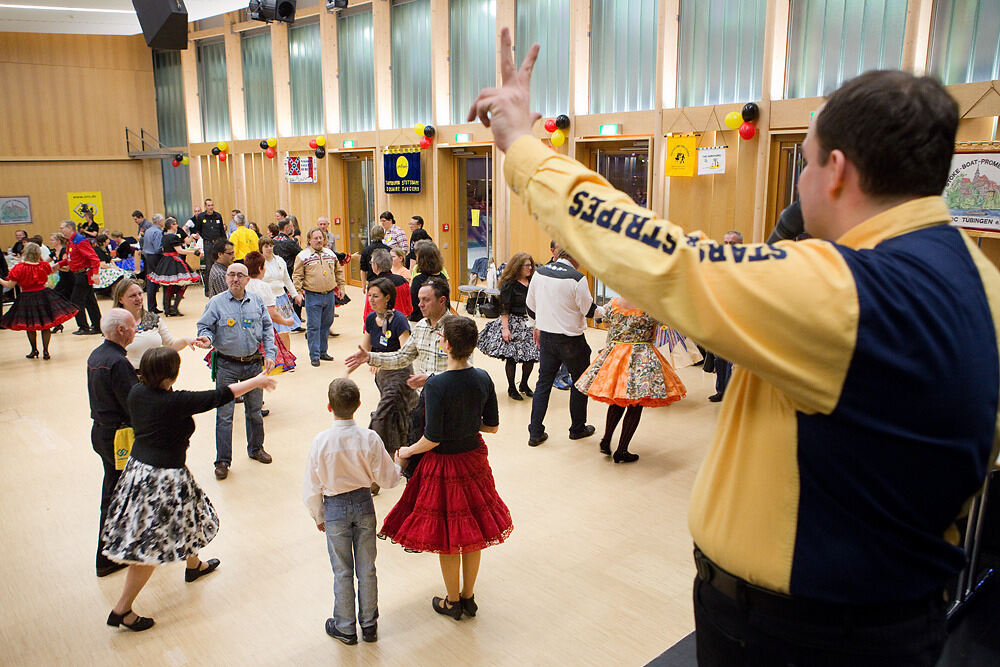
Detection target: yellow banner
<box><xmin>471</xmin><ymin>208</ymin><xmax>480</xmax><ymax>227</ymax></box>
<box><xmin>67</xmin><ymin>191</ymin><xmax>105</xmax><ymax>225</ymax></box>
<box><xmin>665</xmin><ymin>136</ymin><xmax>696</xmax><ymax>177</ymax></box>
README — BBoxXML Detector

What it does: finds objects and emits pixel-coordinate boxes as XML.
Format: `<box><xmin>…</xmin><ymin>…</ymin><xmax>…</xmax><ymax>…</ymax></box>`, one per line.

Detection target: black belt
<box><xmin>216</xmin><ymin>351</ymin><xmax>263</xmax><ymax>364</ymax></box>
<box><xmin>693</xmin><ymin>546</ymin><xmax>943</xmax><ymax>624</ymax></box>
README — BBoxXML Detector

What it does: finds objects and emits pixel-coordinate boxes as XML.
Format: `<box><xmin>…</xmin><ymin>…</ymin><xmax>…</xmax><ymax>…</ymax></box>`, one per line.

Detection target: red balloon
<box><xmin>309</xmin><ymin>139</ymin><xmax>318</xmax><ymax>149</ymax></box>
<box><xmin>739</xmin><ymin>122</ymin><xmax>756</xmax><ymax>140</ymax></box>
<box><xmin>419</xmin><ymin>137</ymin><xmax>432</xmax><ymax>149</ymax></box>
<box><xmin>219</xmin><ymin>151</ymin><xmax>228</xmax><ymax>161</ymax></box>
<box><xmin>265</xmin><ymin>147</ymin><xmax>277</xmax><ymax>159</ymax></box>
<box><xmin>171</xmin><ymin>159</ymin><xmax>180</xmax><ymax>167</ymax></box>
<box><xmin>544</xmin><ymin>119</ymin><xmax>557</xmax><ymax>133</ymax></box>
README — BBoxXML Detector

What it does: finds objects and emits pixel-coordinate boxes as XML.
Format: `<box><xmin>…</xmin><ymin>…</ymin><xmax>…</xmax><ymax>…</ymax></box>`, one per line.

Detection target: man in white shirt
<box><xmin>525</xmin><ymin>249</ymin><xmax>604</xmax><ymax>447</ymax></box>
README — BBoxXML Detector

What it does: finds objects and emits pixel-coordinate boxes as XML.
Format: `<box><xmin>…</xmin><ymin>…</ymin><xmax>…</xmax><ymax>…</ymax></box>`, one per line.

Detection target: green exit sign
<box><xmin>455</xmin><ymin>133</ymin><xmax>472</xmax><ymax>143</ymax></box>
<box><xmin>599</xmin><ymin>124</ymin><xmax>622</xmax><ymax>136</ymax></box>
<box><xmin>342</xmin><ymin>139</ymin><xmax>355</xmax><ymax>148</ymax></box>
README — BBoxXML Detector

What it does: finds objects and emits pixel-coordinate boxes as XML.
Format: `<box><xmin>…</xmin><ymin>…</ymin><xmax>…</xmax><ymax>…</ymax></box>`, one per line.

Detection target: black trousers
<box><xmin>143</xmin><ymin>253</ymin><xmax>161</xmax><ymax>310</ymax></box>
<box><xmin>529</xmin><ymin>331</ymin><xmax>592</xmax><ymax>439</ymax></box>
<box><xmin>91</xmin><ymin>423</ymin><xmax>122</xmax><ymax>572</ymax></box>
<box><xmin>71</xmin><ymin>271</ymin><xmax>101</xmax><ymax>329</ymax></box>
<box><xmin>693</xmin><ymin>575</ymin><xmax>947</xmax><ymax>666</ymax></box>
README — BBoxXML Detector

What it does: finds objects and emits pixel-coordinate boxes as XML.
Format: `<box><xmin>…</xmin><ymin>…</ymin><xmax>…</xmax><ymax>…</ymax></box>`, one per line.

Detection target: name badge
<box><xmin>226</xmin><ymin>318</ymin><xmax>236</xmax><ymax>327</ymax></box>
<box><xmin>242</xmin><ymin>318</ymin><xmax>253</xmax><ymax>328</ymax></box>
<box><xmin>379</xmin><ymin>336</ymin><xmax>388</xmax><ymax>347</ymax></box>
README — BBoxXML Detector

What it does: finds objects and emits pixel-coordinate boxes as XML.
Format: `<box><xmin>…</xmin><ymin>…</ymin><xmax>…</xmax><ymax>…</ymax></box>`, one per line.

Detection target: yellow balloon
<box><xmin>267</xmin><ymin>137</ymin><xmax>277</xmax><ymax>148</ymax></box>
<box><xmin>180</xmin><ymin>155</ymin><xmax>190</xmax><ymax>165</ymax></box>
<box><xmin>218</xmin><ymin>141</ymin><xmax>229</xmax><ymax>152</ymax></box>
<box><xmin>316</xmin><ymin>136</ymin><xmax>326</xmax><ymax>147</ymax></box>
<box><xmin>550</xmin><ymin>129</ymin><xmax>566</xmax><ymax>147</ymax></box>
<box><xmin>414</xmin><ymin>123</ymin><xmax>425</xmax><ymax>136</ymax></box>
<box><xmin>724</xmin><ymin>111</ymin><xmax>742</xmax><ymax>130</ymax></box>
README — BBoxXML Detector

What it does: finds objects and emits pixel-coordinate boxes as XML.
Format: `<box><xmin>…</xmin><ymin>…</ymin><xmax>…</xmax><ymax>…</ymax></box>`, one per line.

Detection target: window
<box><xmin>450</xmin><ymin>0</ymin><xmax>496</xmax><ymax>124</ymax></box>
<box><xmin>289</xmin><ymin>21</ymin><xmax>325</xmax><ymax>136</ymax></box>
<box><xmin>197</xmin><ymin>39</ymin><xmax>231</xmax><ymax>142</ymax></box>
<box><xmin>242</xmin><ymin>30</ymin><xmax>276</xmax><ymax>138</ymax></box>
<box><xmin>516</xmin><ymin>0</ymin><xmax>570</xmax><ymax>117</ymax></box>
<box><xmin>338</xmin><ymin>7</ymin><xmax>376</xmax><ymax>132</ymax></box>
<box><xmin>677</xmin><ymin>0</ymin><xmax>766</xmax><ymax>107</ymax></box>
<box><xmin>590</xmin><ymin>0</ymin><xmax>659</xmax><ymax>113</ymax></box>
<box><xmin>153</xmin><ymin>50</ymin><xmax>191</xmax><ymax>221</ymax></box>
<box><xmin>392</xmin><ymin>0</ymin><xmax>432</xmax><ymax>129</ymax></box>
<box><xmin>785</xmin><ymin>0</ymin><xmax>908</xmax><ymax>99</ymax></box>
<box><xmin>929</xmin><ymin>0</ymin><xmax>1000</xmax><ymax>85</ymax></box>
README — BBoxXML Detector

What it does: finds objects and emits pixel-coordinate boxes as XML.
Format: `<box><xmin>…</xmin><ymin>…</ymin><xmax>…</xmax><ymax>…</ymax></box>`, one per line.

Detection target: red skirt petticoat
<box><xmin>0</xmin><ymin>288</ymin><xmax>78</xmax><ymax>331</ymax></box>
<box><xmin>379</xmin><ymin>437</ymin><xmax>513</xmax><ymax>554</ymax></box>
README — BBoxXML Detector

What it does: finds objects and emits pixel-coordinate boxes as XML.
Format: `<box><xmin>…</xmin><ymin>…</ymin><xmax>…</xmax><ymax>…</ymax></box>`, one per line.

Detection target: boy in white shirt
<box><xmin>303</xmin><ymin>378</ymin><xmax>402</xmax><ymax>645</ymax></box>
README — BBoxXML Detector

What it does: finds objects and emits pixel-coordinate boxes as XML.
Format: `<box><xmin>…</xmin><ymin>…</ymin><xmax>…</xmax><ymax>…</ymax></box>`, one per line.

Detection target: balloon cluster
<box><xmin>543</xmin><ymin>114</ymin><xmax>571</xmax><ymax>147</ymax></box>
<box><xmin>724</xmin><ymin>103</ymin><xmax>759</xmax><ymax>140</ymax></box>
<box><xmin>308</xmin><ymin>136</ymin><xmax>327</xmax><ymax>158</ymax></box>
<box><xmin>258</xmin><ymin>137</ymin><xmax>278</xmax><ymax>159</ymax></box>
<box><xmin>170</xmin><ymin>153</ymin><xmax>190</xmax><ymax>168</ymax></box>
<box><xmin>414</xmin><ymin>123</ymin><xmax>435</xmax><ymax>149</ymax></box>
<box><xmin>210</xmin><ymin>141</ymin><xmax>230</xmax><ymax>161</ymax></box>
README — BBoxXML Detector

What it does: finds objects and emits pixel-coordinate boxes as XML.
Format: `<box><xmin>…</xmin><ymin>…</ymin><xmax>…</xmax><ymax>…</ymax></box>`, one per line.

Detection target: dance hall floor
<box><xmin>0</xmin><ymin>287</ymin><xmax>724</xmax><ymax>665</ymax></box>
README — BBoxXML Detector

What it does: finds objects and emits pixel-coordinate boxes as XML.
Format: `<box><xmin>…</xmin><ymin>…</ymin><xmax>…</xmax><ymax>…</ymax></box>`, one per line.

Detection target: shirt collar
<box><xmin>72</xmin><ymin>232</ymin><xmax>86</xmax><ymax>244</ymax></box>
<box><xmin>836</xmin><ymin>196</ymin><xmax>951</xmax><ymax>250</ymax></box>
<box><xmin>226</xmin><ymin>290</ymin><xmax>249</xmax><ymax>303</ymax></box>
<box><xmin>556</xmin><ymin>258</ymin><xmax>573</xmax><ymax>267</ymax></box>
<box><xmin>330</xmin><ymin>419</ymin><xmax>356</xmax><ymax>429</ymax></box>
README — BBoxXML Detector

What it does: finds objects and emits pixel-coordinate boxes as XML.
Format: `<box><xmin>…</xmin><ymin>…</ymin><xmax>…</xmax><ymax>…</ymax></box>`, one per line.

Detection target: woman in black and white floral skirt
<box><xmin>476</xmin><ymin>252</ymin><xmax>538</xmax><ymax>400</ymax></box>
<box><xmin>102</xmin><ymin>346</ymin><xmax>276</xmax><ymax>632</ymax></box>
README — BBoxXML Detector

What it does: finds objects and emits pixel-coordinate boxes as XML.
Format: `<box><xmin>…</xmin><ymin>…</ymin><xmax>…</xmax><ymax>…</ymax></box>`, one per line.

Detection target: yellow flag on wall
<box><xmin>471</xmin><ymin>209</ymin><xmax>481</xmax><ymax>227</ymax></box>
<box><xmin>67</xmin><ymin>192</ymin><xmax>105</xmax><ymax>225</ymax></box>
<box><xmin>665</xmin><ymin>136</ymin><xmax>697</xmax><ymax>177</ymax></box>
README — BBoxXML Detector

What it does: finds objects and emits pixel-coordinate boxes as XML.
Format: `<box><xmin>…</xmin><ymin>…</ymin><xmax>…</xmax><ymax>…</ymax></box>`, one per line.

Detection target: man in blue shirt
<box><xmin>195</xmin><ymin>262</ymin><xmax>277</xmax><ymax>480</ymax></box>
<box><xmin>140</xmin><ymin>213</ymin><xmax>164</xmax><ymax>313</ymax></box>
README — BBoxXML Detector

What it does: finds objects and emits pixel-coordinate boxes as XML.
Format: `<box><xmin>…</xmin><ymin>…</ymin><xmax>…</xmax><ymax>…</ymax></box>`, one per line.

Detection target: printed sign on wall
<box><xmin>384</xmin><ymin>150</ymin><xmax>422</xmax><ymax>194</ymax></box>
<box><xmin>666</xmin><ymin>136</ymin><xmax>696</xmax><ymax>177</ymax></box>
<box><xmin>286</xmin><ymin>156</ymin><xmax>318</xmax><ymax>183</ymax></box>
<box><xmin>67</xmin><ymin>191</ymin><xmax>104</xmax><ymax>225</ymax></box>
<box><xmin>944</xmin><ymin>152</ymin><xmax>1000</xmax><ymax>231</ymax></box>
<box><xmin>697</xmin><ymin>147</ymin><xmax>727</xmax><ymax>175</ymax></box>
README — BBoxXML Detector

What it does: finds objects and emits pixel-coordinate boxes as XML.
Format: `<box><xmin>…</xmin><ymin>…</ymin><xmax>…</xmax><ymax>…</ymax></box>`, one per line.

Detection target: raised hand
<box><xmin>344</xmin><ymin>345</ymin><xmax>370</xmax><ymax>372</ymax></box>
<box><xmin>466</xmin><ymin>27</ymin><xmax>541</xmax><ymax>152</ymax></box>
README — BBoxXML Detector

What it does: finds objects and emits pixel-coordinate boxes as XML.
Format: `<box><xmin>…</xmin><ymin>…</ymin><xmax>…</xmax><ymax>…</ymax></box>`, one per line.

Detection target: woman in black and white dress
<box><xmin>476</xmin><ymin>252</ymin><xmax>538</xmax><ymax>400</ymax></box>
<box><xmin>102</xmin><ymin>347</ymin><xmax>276</xmax><ymax>632</ymax></box>
<box><xmin>148</xmin><ymin>217</ymin><xmax>200</xmax><ymax>316</ymax></box>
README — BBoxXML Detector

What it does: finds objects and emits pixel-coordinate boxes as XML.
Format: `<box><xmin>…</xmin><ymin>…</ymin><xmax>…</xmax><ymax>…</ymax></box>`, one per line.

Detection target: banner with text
<box><xmin>666</xmin><ymin>136</ymin><xmax>697</xmax><ymax>177</ymax></box>
<box><xmin>67</xmin><ymin>191</ymin><xmax>105</xmax><ymax>225</ymax></box>
<box><xmin>384</xmin><ymin>150</ymin><xmax>422</xmax><ymax>194</ymax></box>
<box><xmin>944</xmin><ymin>152</ymin><xmax>1000</xmax><ymax>231</ymax></box>
<box><xmin>697</xmin><ymin>147</ymin><xmax>726</xmax><ymax>175</ymax></box>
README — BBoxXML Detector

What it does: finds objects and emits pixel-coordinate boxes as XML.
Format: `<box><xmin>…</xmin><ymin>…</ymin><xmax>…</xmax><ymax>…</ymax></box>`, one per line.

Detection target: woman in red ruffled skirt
<box><xmin>381</xmin><ymin>316</ymin><xmax>512</xmax><ymax>620</ymax></box>
<box><xmin>0</xmin><ymin>242</ymin><xmax>78</xmax><ymax>359</ymax></box>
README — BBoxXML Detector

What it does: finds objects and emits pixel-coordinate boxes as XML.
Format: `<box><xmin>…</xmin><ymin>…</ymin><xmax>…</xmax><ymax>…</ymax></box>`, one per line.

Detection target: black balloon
<box><xmin>423</xmin><ymin>125</ymin><xmax>436</xmax><ymax>138</ymax></box>
<box><xmin>259</xmin><ymin>139</ymin><xmax>269</xmax><ymax>149</ymax></box>
<box><xmin>211</xmin><ymin>147</ymin><xmax>221</xmax><ymax>156</ymax></box>
<box><xmin>315</xmin><ymin>147</ymin><xmax>326</xmax><ymax>158</ymax></box>
<box><xmin>174</xmin><ymin>153</ymin><xmax>184</xmax><ymax>162</ymax></box>
<box><xmin>742</xmin><ymin>102</ymin><xmax>759</xmax><ymax>122</ymax></box>
<box><xmin>555</xmin><ymin>114</ymin><xmax>570</xmax><ymax>130</ymax></box>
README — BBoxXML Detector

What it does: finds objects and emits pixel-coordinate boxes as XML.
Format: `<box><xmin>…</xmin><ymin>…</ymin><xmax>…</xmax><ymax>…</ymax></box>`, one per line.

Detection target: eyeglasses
<box><xmin>226</xmin><ymin>273</ymin><xmax>249</xmax><ymax>279</ymax></box>
<box><xmin>221</xmin><ymin>250</ymin><xmax>235</xmax><ymax>256</ymax></box>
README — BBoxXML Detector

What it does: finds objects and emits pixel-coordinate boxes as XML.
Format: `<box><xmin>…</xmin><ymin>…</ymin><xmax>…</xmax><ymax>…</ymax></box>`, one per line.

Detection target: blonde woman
<box><xmin>390</xmin><ymin>248</ymin><xmax>411</xmax><ymax>281</ymax></box>
<box><xmin>111</xmin><ymin>278</ymin><xmax>197</xmax><ymax>368</ymax></box>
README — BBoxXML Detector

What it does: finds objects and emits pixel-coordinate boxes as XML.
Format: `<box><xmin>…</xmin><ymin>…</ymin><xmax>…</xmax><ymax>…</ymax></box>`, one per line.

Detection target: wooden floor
<box><xmin>0</xmin><ymin>287</ymin><xmax>723</xmax><ymax>666</ymax></box>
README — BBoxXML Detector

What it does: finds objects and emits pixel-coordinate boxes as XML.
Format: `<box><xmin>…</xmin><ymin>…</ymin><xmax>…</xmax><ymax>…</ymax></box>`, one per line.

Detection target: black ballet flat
<box><xmin>613</xmin><ymin>451</ymin><xmax>639</xmax><ymax>464</ymax></box>
<box><xmin>599</xmin><ymin>439</ymin><xmax>612</xmax><ymax>456</ymax></box>
<box><xmin>507</xmin><ymin>387</ymin><xmax>523</xmax><ymax>401</ymax></box>
<box><xmin>432</xmin><ymin>596</ymin><xmax>463</xmax><ymax>620</ymax></box>
<box><xmin>185</xmin><ymin>558</ymin><xmax>220</xmax><ymax>583</ymax></box>
<box><xmin>460</xmin><ymin>595</ymin><xmax>478</xmax><ymax>617</ymax></box>
<box><xmin>25</xmin><ymin>350</ymin><xmax>38</xmax><ymax>359</ymax></box>
<box><xmin>519</xmin><ymin>385</ymin><xmax>533</xmax><ymax>397</ymax></box>
<box><xmin>107</xmin><ymin>609</ymin><xmax>155</xmax><ymax>632</ymax></box>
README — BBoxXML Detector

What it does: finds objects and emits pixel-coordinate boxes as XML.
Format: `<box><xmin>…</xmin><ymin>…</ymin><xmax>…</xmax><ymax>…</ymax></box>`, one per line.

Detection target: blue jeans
<box><xmin>324</xmin><ymin>488</ymin><xmax>379</xmax><ymax>634</ymax></box>
<box><xmin>304</xmin><ymin>290</ymin><xmax>336</xmax><ymax>362</ymax></box>
<box><xmin>529</xmin><ymin>332</ymin><xmax>592</xmax><ymax>439</ymax></box>
<box><xmin>214</xmin><ymin>357</ymin><xmax>264</xmax><ymax>465</ymax></box>
<box><xmin>715</xmin><ymin>357</ymin><xmax>732</xmax><ymax>396</ymax></box>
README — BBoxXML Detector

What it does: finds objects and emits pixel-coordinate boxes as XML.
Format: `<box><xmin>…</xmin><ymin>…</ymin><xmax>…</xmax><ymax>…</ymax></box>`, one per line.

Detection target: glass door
<box><xmin>770</xmin><ymin>135</ymin><xmax>806</xmax><ymax>236</ymax></box>
<box><xmin>591</xmin><ymin>149</ymin><xmax>649</xmax><ymax>307</ymax></box>
<box><xmin>458</xmin><ymin>153</ymin><xmax>493</xmax><ymax>282</ymax></box>
<box><xmin>345</xmin><ymin>154</ymin><xmax>375</xmax><ymax>285</ymax></box>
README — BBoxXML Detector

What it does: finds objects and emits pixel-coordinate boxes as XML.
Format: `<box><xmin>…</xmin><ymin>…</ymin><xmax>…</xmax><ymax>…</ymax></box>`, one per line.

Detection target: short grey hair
<box><xmin>100</xmin><ymin>308</ymin><xmax>134</xmax><ymax>338</ymax></box>
<box><xmin>371</xmin><ymin>248</ymin><xmax>392</xmax><ymax>273</ymax></box>
<box><xmin>59</xmin><ymin>219</ymin><xmax>75</xmax><ymax>233</ymax></box>
<box><xmin>151</xmin><ymin>213</ymin><xmax>165</xmax><ymax>225</ymax></box>
<box><xmin>235</xmin><ymin>213</ymin><xmax>246</xmax><ymax>225</ymax></box>
<box><xmin>370</xmin><ymin>224</ymin><xmax>385</xmax><ymax>242</ymax></box>
<box><xmin>724</xmin><ymin>230</ymin><xmax>743</xmax><ymax>243</ymax></box>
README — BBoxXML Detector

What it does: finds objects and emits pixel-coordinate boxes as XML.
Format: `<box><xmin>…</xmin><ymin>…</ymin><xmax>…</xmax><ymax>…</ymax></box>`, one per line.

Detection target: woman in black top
<box><xmin>149</xmin><ymin>218</ymin><xmax>200</xmax><ymax>316</ymax></box>
<box><xmin>476</xmin><ymin>252</ymin><xmax>539</xmax><ymax>400</ymax></box>
<box><xmin>355</xmin><ymin>224</ymin><xmax>392</xmax><ymax>286</ymax></box>
<box><xmin>102</xmin><ymin>347</ymin><xmax>276</xmax><ymax>632</ymax></box>
<box><xmin>380</xmin><ymin>316</ymin><xmax>512</xmax><ymax>620</ymax></box>
<box><xmin>409</xmin><ymin>241</ymin><xmax>451</xmax><ymax>322</ymax></box>
<box><xmin>79</xmin><ymin>210</ymin><xmax>100</xmax><ymax>238</ymax></box>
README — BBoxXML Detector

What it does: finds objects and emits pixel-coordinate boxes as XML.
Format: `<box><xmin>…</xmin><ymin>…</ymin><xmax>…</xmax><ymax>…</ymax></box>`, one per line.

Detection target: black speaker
<box><xmin>132</xmin><ymin>0</ymin><xmax>188</xmax><ymax>50</ymax></box>
<box><xmin>249</xmin><ymin>0</ymin><xmax>296</xmax><ymax>23</ymax></box>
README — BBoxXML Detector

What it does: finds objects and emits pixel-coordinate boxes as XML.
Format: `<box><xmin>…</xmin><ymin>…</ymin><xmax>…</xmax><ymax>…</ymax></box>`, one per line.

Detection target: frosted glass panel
<box><xmin>242</xmin><ymin>31</ymin><xmax>276</xmax><ymax>139</ymax></box>
<box><xmin>590</xmin><ymin>0</ymin><xmax>659</xmax><ymax>113</ymax></box>
<box><xmin>197</xmin><ymin>39</ymin><xmax>231</xmax><ymax>142</ymax></box>
<box><xmin>929</xmin><ymin>0</ymin><xmax>1000</xmax><ymax>85</ymax></box>
<box><xmin>450</xmin><ymin>0</ymin><xmax>496</xmax><ymax>123</ymax></box>
<box><xmin>392</xmin><ymin>0</ymin><xmax>432</xmax><ymax>128</ymax></box>
<box><xmin>516</xmin><ymin>0</ymin><xmax>570</xmax><ymax>117</ymax></box>
<box><xmin>153</xmin><ymin>49</ymin><xmax>191</xmax><ymax>221</ymax></box>
<box><xmin>290</xmin><ymin>21</ymin><xmax>325</xmax><ymax>136</ymax></box>
<box><xmin>338</xmin><ymin>9</ymin><xmax>376</xmax><ymax>132</ymax></box>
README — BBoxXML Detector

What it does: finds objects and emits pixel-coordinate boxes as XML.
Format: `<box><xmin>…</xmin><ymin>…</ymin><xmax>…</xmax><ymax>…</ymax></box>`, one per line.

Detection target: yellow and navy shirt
<box><xmin>505</xmin><ymin>135</ymin><xmax>1000</xmax><ymax>605</ymax></box>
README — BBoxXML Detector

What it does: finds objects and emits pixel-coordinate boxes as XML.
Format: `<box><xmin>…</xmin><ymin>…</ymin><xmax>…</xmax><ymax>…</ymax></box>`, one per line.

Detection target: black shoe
<box><xmin>26</xmin><ymin>350</ymin><xmax>38</xmax><ymax>359</ymax></box>
<box><xmin>42</xmin><ymin>352</ymin><xmax>51</xmax><ymax>360</ymax></box>
<box><xmin>150</xmin><ymin>307</ymin><xmax>163</xmax><ymax>314</ymax></box>
<box><xmin>599</xmin><ymin>439</ymin><xmax>612</xmax><ymax>456</ymax></box>
<box><xmin>311</xmin><ymin>359</ymin><xmax>320</xmax><ymax>367</ymax></box>
<box><xmin>527</xmin><ymin>432</ymin><xmax>548</xmax><ymax>447</ymax></box>
<box><xmin>260</xmin><ymin>409</ymin><xmax>270</xmax><ymax>417</ymax></box>
<box><xmin>460</xmin><ymin>595</ymin><xmax>478</xmax><ymax>617</ymax></box>
<box><xmin>569</xmin><ymin>425</ymin><xmax>596</xmax><ymax>440</ymax></box>
<box><xmin>184</xmin><ymin>558</ymin><xmax>220</xmax><ymax>583</ymax></box>
<box><xmin>326</xmin><ymin>618</ymin><xmax>358</xmax><ymax>645</ymax></box>
<box><xmin>249</xmin><ymin>449</ymin><xmax>273</xmax><ymax>464</ymax></box>
<box><xmin>328</xmin><ymin>331</ymin><xmax>340</xmax><ymax>338</ymax></box>
<box><xmin>319</xmin><ymin>354</ymin><xmax>334</xmax><ymax>361</ymax></box>
<box><xmin>507</xmin><ymin>387</ymin><xmax>523</xmax><ymax>401</ymax></box>
<box><xmin>361</xmin><ymin>624</ymin><xmax>377</xmax><ymax>643</ymax></box>
<box><xmin>519</xmin><ymin>385</ymin><xmax>533</xmax><ymax>397</ymax></box>
<box><xmin>613</xmin><ymin>450</ymin><xmax>639</xmax><ymax>464</ymax></box>
<box><xmin>52</xmin><ymin>324</ymin><xmax>64</xmax><ymax>333</ymax></box>
<box><xmin>96</xmin><ymin>562</ymin><xmax>127</xmax><ymax>577</ymax></box>
<box><xmin>107</xmin><ymin>609</ymin><xmax>155</xmax><ymax>632</ymax></box>
<box><xmin>292</xmin><ymin>326</ymin><xmax>306</xmax><ymax>333</ymax></box>
<box><xmin>72</xmin><ymin>327</ymin><xmax>90</xmax><ymax>335</ymax></box>
<box><xmin>432</xmin><ymin>596</ymin><xmax>463</xmax><ymax>620</ymax></box>
<box><xmin>708</xmin><ymin>393</ymin><xmax>724</xmax><ymax>402</ymax></box>
<box><xmin>86</xmin><ymin>327</ymin><xmax>102</xmax><ymax>335</ymax></box>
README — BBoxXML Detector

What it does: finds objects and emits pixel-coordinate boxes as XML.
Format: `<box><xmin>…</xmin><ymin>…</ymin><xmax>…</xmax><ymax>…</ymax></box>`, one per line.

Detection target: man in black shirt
<box><xmin>86</xmin><ymin>308</ymin><xmax>138</xmax><ymax>577</ymax></box>
<box><xmin>192</xmin><ymin>198</ymin><xmax>225</xmax><ymax>295</ymax></box>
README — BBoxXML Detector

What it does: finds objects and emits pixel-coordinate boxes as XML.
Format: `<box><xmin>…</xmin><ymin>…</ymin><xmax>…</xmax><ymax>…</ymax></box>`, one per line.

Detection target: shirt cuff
<box><xmin>503</xmin><ymin>135</ymin><xmax>557</xmax><ymax>199</ymax></box>
<box><xmin>368</xmin><ymin>352</ymin><xmax>385</xmax><ymax>368</ymax></box>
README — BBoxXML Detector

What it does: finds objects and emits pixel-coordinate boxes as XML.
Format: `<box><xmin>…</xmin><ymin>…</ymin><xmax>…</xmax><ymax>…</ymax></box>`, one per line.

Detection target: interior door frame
<box><xmin>337</xmin><ymin>148</ymin><xmax>377</xmax><ymax>287</ymax></box>
<box><xmin>765</xmin><ymin>132</ymin><xmax>807</xmax><ymax>241</ymax></box>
